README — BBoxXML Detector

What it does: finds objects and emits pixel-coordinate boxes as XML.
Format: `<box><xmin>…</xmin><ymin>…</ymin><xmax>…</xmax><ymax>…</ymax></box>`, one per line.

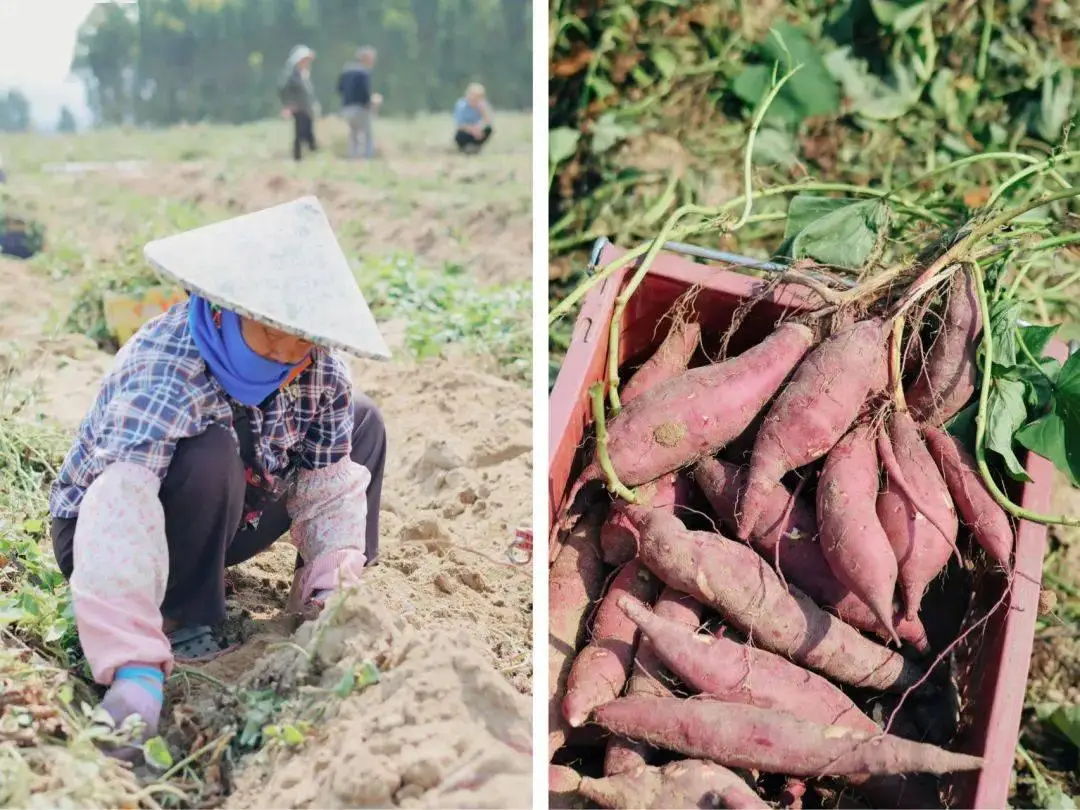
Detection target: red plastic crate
<box><xmin>548</xmin><ymin>242</ymin><xmax>1054</xmax><ymax>810</ymax></box>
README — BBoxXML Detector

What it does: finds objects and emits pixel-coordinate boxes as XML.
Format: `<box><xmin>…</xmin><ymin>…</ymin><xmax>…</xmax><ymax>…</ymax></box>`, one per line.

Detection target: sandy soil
<box><xmin>221</xmin><ymin>597</ymin><xmax>531</xmax><ymax>809</ymax></box>
<box><xmin>0</xmin><ymin>125</ymin><xmax>533</xmax><ymax>806</ymax></box>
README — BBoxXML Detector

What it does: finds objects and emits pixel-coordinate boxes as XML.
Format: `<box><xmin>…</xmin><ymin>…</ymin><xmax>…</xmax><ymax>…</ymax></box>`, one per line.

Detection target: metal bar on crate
<box><xmin>586</xmin><ymin>234</ymin><xmax>858</xmax><ymax>290</ymax></box>
<box><xmin>587</xmin><ymin>236</ymin><xmax>610</xmax><ymax>273</ymax></box>
<box><xmin>663</xmin><ymin>240</ymin><xmax>786</xmax><ymax>272</ymax></box>
<box><xmin>663</xmin><ymin>240</ymin><xmax>857</xmax><ymax>289</ymax></box>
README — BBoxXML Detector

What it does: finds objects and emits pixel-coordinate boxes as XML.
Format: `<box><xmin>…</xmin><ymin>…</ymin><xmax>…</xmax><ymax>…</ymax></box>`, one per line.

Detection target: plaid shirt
<box><xmin>49</xmin><ymin>301</ymin><xmax>355</xmax><ymax>520</ymax></box>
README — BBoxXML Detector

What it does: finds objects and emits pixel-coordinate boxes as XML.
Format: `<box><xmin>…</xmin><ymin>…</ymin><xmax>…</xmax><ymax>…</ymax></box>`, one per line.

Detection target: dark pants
<box><xmin>52</xmin><ymin>396</ymin><xmax>387</xmax><ymax>628</ymax></box>
<box><xmin>455</xmin><ymin>125</ymin><xmax>493</xmax><ymax>154</ymax></box>
<box><xmin>293</xmin><ymin>110</ymin><xmax>317</xmax><ymax>161</ymax></box>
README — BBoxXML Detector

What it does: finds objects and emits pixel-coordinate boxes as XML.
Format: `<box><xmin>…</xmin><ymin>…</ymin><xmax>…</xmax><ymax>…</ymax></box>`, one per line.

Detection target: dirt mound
<box><xmin>223</xmin><ymin>595</ymin><xmax>532</xmax><ymax>809</ymax></box>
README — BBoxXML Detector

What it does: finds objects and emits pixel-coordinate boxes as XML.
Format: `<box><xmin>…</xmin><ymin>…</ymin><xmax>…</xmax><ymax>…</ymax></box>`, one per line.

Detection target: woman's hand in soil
<box><xmin>97</xmin><ymin>664</ymin><xmax>164</xmax><ymax>761</ymax></box>
<box><xmin>301</xmin><ymin>588</ymin><xmax>335</xmax><ymax>621</ymax></box>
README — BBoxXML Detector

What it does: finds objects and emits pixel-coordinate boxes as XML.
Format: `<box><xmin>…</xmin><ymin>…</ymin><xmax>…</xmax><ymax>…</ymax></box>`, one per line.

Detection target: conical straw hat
<box><xmin>143</xmin><ymin>196</ymin><xmax>391</xmax><ymax>361</ymax></box>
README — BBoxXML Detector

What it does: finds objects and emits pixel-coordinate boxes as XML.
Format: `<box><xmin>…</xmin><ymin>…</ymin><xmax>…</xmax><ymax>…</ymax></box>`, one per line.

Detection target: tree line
<box><xmin>0</xmin><ymin>91</ymin><xmax>78</xmax><ymax>133</ymax></box>
<box><xmin>71</xmin><ymin>0</ymin><xmax>532</xmax><ymax>128</ymax></box>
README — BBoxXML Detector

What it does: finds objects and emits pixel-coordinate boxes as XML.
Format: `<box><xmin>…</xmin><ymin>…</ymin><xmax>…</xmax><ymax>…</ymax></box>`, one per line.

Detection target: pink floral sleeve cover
<box><xmin>73</xmin><ymin>457</ymin><xmax>369</xmax><ymax>684</ymax></box>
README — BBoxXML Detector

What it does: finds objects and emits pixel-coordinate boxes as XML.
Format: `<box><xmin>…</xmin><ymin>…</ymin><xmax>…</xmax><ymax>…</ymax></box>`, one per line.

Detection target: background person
<box><xmin>278</xmin><ymin>45</ymin><xmax>320</xmax><ymax>161</ymax></box>
<box><xmin>453</xmin><ymin>83</ymin><xmax>493</xmax><ymax>154</ymax></box>
<box><xmin>337</xmin><ymin>46</ymin><xmax>382</xmax><ymax>160</ymax></box>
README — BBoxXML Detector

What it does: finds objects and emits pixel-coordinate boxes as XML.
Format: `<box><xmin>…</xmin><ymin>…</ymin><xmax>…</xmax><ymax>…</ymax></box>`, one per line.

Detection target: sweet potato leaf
<box><xmin>989</xmin><ymin>298</ymin><xmax>1023</xmax><ymax>368</ymax></box>
<box><xmin>783</xmin><ymin>198</ymin><xmax>889</xmax><ymax>269</ymax></box>
<box><xmin>985</xmin><ymin>377</ymin><xmax>1033</xmax><ymax>481</ymax></box>
<box><xmin>1016</xmin><ymin>410</ymin><xmax>1080</xmax><ymax>487</ymax></box>
<box><xmin>1020</xmin><ymin>324</ymin><xmax>1060</xmax><ymax>359</ymax></box>
<box><xmin>732</xmin><ymin>23</ymin><xmax>840</xmax><ymax>124</ymax></box>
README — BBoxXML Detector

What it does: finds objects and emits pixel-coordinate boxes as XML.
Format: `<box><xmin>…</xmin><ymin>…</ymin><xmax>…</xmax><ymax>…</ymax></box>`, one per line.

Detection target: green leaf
<box><xmin>732</xmin><ymin>65</ymin><xmax>799</xmax><ymax>124</ymax></box>
<box><xmin>760</xmin><ymin>23</ymin><xmax>841</xmax><ymax>120</ymax></box>
<box><xmin>733</xmin><ymin>24</ymin><xmax>840</xmax><ymax>124</ymax></box>
<box><xmin>1048</xmin><ymin>704</ymin><xmax>1080</xmax><ymax>749</ymax></box>
<box><xmin>786</xmin><ymin>198</ymin><xmax>889</xmax><ymax>269</ymax></box>
<box><xmin>824</xmin><ymin>48</ymin><xmax>921</xmax><ymax>121</ymax></box>
<box><xmin>587</xmin><ymin>74</ymin><xmax>616</xmax><ymax>101</ymax></box>
<box><xmin>0</xmin><ymin>602</ymin><xmax>26</xmax><ymax>624</ymax></box>
<box><xmin>986</xmin><ymin>377</ymin><xmax>1033</xmax><ymax>481</ymax></box>
<box><xmin>1031</xmin><ymin>66</ymin><xmax>1075</xmax><ymax>143</ymax></box>
<box><xmin>356</xmin><ymin>660</ymin><xmax>381</xmax><ymax>688</ymax></box>
<box><xmin>281</xmin><ymin>724</ymin><xmax>305</xmax><ymax>745</ymax></box>
<box><xmin>782</xmin><ymin>195</ymin><xmax>852</xmax><ymax>243</ymax></box>
<box><xmin>21</xmin><ymin>518</ymin><xmax>43</xmax><ymax>535</ymax></box>
<box><xmin>1020</xmin><ymin>324</ymin><xmax>1061</xmax><ymax>360</ymax></box>
<box><xmin>870</xmin><ymin>0</ymin><xmax>927</xmax><ymax>32</ymax></box>
<box><xmin>639</xmin><ymin>175</ymin><xmax>679</xmax><ymax>228</ymax></box>
<box><xmin>946</xmin><ymin>401</ymin><xmax>977</xmax><ymax>447</ymax></box>
<box><xmin>752</xmin><ymin>128</ymin><xmax>800</xmax><ymax>168</ymax></box>
<box><xmin>989</xmin><ymin>298</ymin><xmax>1023</xmax><ymax>367</ymax></box>
<box><xmin>143</xmin><ymin>736</ymin><xmax>174</xmax><ymax>770</ymax></box>
<box><xmin>1016</xmin><ymin>411</ymin><xmax>1080</xmax><ymax>486</ymax></box>
<box><xmin>651</xmin><ymin>48</ymin><xmax>678</xmax><ymax>80</ymax></box>
<box><xmin>334</xmin><ymin>665</ymin><xmax>356</xmax><ymax>698</ymax></box>
<box><xmin>591</xmin><ymin>114</ymin><xmax>638</xmax><ymax>154</ymax></box>
<box><xmin>548</xmin><ymin>128</ymin><xmax>580</xmax><ymax>167</ymax></box>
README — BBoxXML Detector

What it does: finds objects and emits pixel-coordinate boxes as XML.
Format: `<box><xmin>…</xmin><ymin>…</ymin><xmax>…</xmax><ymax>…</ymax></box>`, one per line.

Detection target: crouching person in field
<box><xmin>454</xmin><ymin>83</ymin><xmax>494</xmax><ymax>154</ymax></box>
<box><xmin>48</xmin><ymin>197</ymin><xmax>390</xmax><ymax>758</ymax></box>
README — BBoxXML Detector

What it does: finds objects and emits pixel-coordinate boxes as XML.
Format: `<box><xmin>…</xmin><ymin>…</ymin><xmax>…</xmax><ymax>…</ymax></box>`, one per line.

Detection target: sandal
<box><xmin>168</xmin><ymin>625</ymin><xmax>237</xmax><ymax>663</ymax></box>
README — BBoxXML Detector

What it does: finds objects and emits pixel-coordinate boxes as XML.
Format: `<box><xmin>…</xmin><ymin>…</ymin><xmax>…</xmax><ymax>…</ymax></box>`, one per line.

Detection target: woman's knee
<box><xmin>351</xmin><ymin>394</ymin><xmax>387</xmax><ymax>463</ymax></box>
<box><xmin>162</xmin><ymin>425</ymin><xmax>245</xmax><ymax>501</ymax></box>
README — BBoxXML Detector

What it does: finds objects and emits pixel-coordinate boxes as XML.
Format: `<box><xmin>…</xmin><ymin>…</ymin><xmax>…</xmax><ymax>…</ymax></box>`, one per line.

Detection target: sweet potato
<box><xmin>621</xmin><ymin>318</ymin><xmax>701</xmax><ymax>404</ymax></box>
<box><xmin>693</xmin><ymin>457</ymin><xmax>929</xmax><ymax>651</ymax></box>
<box><xmin>922</xmin><ymin>425</ymin><xmax>1013</xmax><ymax>568</ymax></box>
<box><xmin>550</xmin><ymin>765</ymin><xmax>586</xmax><ymax>810</ymax></box>
<box><xmin>740</xmin><ymin>318</ymin><xmax>888</xmax><ymax>539</ymax></box>
<box><xmin>600</xmin><ymin>474</ymin><xmax>685</xmax><ymax>567</ymax></box>
<box><xmin>564</xmin><ymin>322</ymin><xmax>814</xmax><ymax>508</ymax></box>
<box><xmin>592</xmin><ymin>695</ymin><xmax>984</xmax><ymax>776</ymax></box>
<box><xmin>549</xmin><ymin>508</ymin><xmax>607</xmax><ymax>759</ymax></box>
<box><xmin>604</xmin><ymin>588</ymin><xmax>704</xmax><ymax>775</ymax></box>
<box><xmin>879</xmin><ymin>411</ymin><xmax>959</xmax><ymax>619</ymax></box>
<box><xmin>817</xmin><ymin>423</ymin><xmax>900</xmax><ymax>641</ymax></box>
<box><xmin>625</xmin><ymin>507</ymin><xmax>923</xmax><ymax>692</ymax></box>
<box><xmin>876</xmin><ymin>417</ymin><xmax>957</xmax><ymax>547</ymax></box>
<box><xmin>876</xmin><ymin>486</ymin><xmax>951</xmax><ymax>621</ymax></box>
<box><xmin>579</xmin><ymin>760</ymin><xmax>768</xmax><ymax>809</ymax></box>
<box><xmin>618</xmin><ymin>595</ymin><xmax>879</xmax><ymax>733</ymax></box>
<box><xmin>906</xmin><ymin>268</ymin><xmax>982</xmax><ymax>426</ymax></box>
<box><xmin>693</xmin><ymin>456</ymin><xmax>816</xmax><ymax>551</ymax></box>
<box><xmin>563</xmin><ymin>560</ymin><xmax>661</xmax><ymax>728</ymax></box>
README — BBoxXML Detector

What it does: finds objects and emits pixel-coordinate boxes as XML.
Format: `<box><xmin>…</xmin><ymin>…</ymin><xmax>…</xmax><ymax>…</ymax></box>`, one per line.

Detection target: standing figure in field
<box><xmin>454</xmin><ymin>83</ymin><xmax>494</xmax><ymax>155</ymax></box>
<box><xmin>279</xmin><ymin>45</ymin><xmax>320</xmax><ymax>162</ymax></box>
<box><xmin>50</xmin><ymin>197</ymin><xmax>390</xmax><ymax>759</ymax></box>
<box><xmin>338</xmin><ymin>46</ymin><xmax>383</xmax><ymax>160</ymax></box>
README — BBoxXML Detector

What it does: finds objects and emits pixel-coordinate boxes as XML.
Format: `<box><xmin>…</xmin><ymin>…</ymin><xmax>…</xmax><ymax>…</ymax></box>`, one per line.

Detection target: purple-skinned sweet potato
<box><xmin>817</xmin><ymin>423</ymin><xmax>900</xmax><ymax>642</ymax></box>
<box><xmin>624</xmin><ymin>507</ymin><xmax>923</xmax><ymax>692</ymax></box>
<box><xmin>922</xmin><ymin>424</ymin><xmax>1013</xmax><ymax>568</ymax></box>
<box><xmin>692</xmin><ymin>456</ymin><xmax>929</xmax><ymax>651</ymax></box>
<box><xmin>906</xmin><ymin>268</ymin><xmax>982</xmax><ymax>426</ymax></box>
<box><xmin>562</xmin><ymin>322</ymin><xmax>814</xmax><ymax>515</ymax></box>
<box><xmin>739</xmin><ymin>318</ymin><xmax>888</xmax><ymax>540</ymax></box>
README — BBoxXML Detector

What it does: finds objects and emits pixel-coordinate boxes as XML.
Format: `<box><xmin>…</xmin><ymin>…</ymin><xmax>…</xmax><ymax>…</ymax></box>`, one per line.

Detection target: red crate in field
<box><xmin>548</xmin><ymin>241</ymin><xmax>1055</xmax><ymax>810</ymax></box>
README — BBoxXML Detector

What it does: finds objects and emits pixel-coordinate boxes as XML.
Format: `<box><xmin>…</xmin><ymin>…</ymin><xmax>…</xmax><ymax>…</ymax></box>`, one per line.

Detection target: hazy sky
<box><xmin>0</xmin><ymin>0</ymin><xmax>125</xmax><ymax>128</ymax></box>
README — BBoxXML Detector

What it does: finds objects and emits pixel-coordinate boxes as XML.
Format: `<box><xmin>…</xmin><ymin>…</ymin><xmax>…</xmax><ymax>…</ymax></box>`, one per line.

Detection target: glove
<box><xmin>101</xmin><ymin>665</ymin><xmax>163</xmax><ymax>739</ymax></box>
<box><xmin>301</xmin><ymin>587</ymin><xmax>334</xmax><ymax>621</ymax></box>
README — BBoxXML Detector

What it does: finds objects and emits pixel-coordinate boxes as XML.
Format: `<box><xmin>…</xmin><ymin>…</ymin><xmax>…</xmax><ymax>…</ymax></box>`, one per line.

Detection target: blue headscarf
<box><xmin>188</xmin><ymin>295</ymin><xmax>303</xmax><ymax>406</ymax></box>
